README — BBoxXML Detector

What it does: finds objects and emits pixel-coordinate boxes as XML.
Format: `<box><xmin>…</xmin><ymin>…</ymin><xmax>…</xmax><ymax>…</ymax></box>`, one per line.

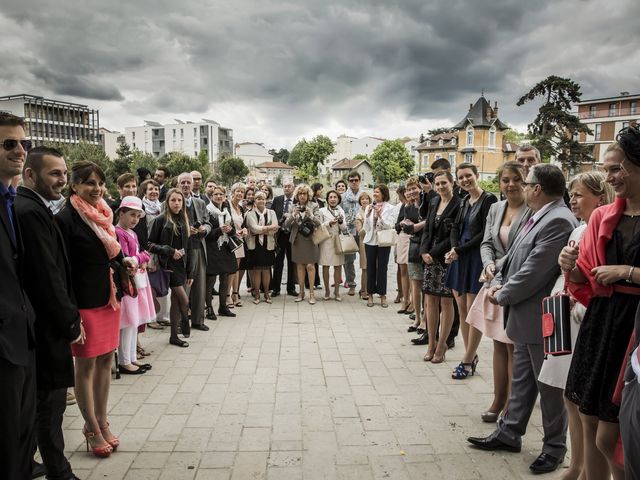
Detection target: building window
<box><xmin>426</xmin><ymin>141</ymin><xmax>431</xmax><ymax>147</ymax></box>
<box><xmin>589</xmin><ymin>105</ymin><xmax>597</xmax><ymax>118</ymax></box>
<box><xmin>438</xmin><ymin>139</ymin><xmax>444</xmax><ymax>146</ymax></box>
<box><xmin>448</xmin><ymin>153</ymin><xmax>456</xmax><ymax>166</ymax></box>
<box><xmin>132</xmin><ymin>132</ymin><xmax>136</xmax><ymax>140</ymax></box>
<box><xmin>173</xmin><ymin>129</ymin><xmax>176</xmax><ymax>139</ymax></box>
<box><xmin>489</xmin><ymin>126</ymin><xmax>496</xmax><ymax>148</ymax></box>
<box><xmin>180</xmin><ymin>128</ymin><xmax>184</xmax><ymax>138</ymax></box>
<box><xmin>609</xmin><ymin>103</ymin><xmax>617</xmax><ymax>117</ymax></box>
<box><xmin>194</xmin><ymin>127</ymin><xmax>197</xmax><ymax>137</ymax></box>
<box><xmin>594</xmin><ymin>123</ymin><xmax>602</xmax><ymax>141</ymax></box>
<box><xmin>451</xmin><ymin>137</ymin><xmax>456</xmax><ymax>146</ymax></box>
<box><xmin>631</xmin><ymin>101</ymin><xmax>638</xmax><ymax>115</ymax></box>
<box><xmin>466</xmin><ymin>126</ymin><xmax>474</xmax><ymax>147</ymax></box>
<box><xmin>464</xmin><ymin>153</ymin><xmax>473</xmax><ymax>163</ymax></box>
<box><xmin>423</xmin><ymin>153</ymin><xmax>429</xmax><ymax>167</ymax></box>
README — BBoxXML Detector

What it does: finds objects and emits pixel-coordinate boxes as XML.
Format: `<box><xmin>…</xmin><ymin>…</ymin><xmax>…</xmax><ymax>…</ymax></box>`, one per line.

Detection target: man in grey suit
<box><xmin>178</xmin><ymin>172</ymin><xmax>211</xmax><ymax>333</ymax></box>
<box><xmin>467</xmin><ymin>164</ymin><xmax>578</xmax><ymax>474</ymax></box>
<box><xmin>620</xmin><ymin>305</ymin><xmax>640</xmax><ymax>479</ymax></box>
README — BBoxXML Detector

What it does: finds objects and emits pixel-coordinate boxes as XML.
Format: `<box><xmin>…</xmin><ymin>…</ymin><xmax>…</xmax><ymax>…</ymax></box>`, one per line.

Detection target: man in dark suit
<box><xmin>154</xmin><ymin>166</ymin><xmax>170</xmax><ymax>201</ymax></box>
<box><xmin>178</xmin><ymin>172</ymin><xmax>211</xmax><ymax>332</ymax></box>
<box><xmin>269</xmin><ymin>179</ymin><xmax>297</xmax><ymax>297</ymax></box>
<box><xmin>0</xmin><ymin>113</ymin><xmax>37</xmax><ymax>480</ymax></box>
<box><xmin>16</xmin><ymin>146</ymin><xmax>83</xmax><ymax>480</ymax></box>
<box><xmin>191</xmin><ymin>170</ymin><xmax>210</xmax><ymax>205</ymax></box>
<box><xmin>468</xmin><ymin>164</ymin><xmax>577</xmax><ymax>474</ymax></box>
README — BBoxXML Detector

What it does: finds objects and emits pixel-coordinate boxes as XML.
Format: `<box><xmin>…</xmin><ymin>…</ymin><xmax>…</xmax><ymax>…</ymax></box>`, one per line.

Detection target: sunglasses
<box><xmin>2</xmin><ymin>139</ymin><xmax>32</xmax><ymax>151</ymax></box>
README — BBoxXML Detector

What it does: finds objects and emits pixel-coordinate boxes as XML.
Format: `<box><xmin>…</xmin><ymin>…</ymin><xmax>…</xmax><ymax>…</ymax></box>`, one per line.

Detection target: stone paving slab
<box><xmin>62</xmin><ymin>265</ymin><xmax>571</xmax><ymax>479</ymax></box>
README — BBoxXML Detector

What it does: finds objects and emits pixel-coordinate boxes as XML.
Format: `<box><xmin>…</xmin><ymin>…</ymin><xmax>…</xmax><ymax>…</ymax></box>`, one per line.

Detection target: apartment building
<box><xmin>99</xmin><ymin>127</ymin><xmax>126</xmax><ymax>159</ymax></box>
<box><xmin>0</xmin><ymin>93</ymin><xmax>100</xmax><ymax>146</ymax></box>
<box><xmin>576</xmin><ymin>92</ymin><xmax>639</xmax><ymax>162</ymax></box>
<box><xmin>124</xmin><ymin>119</ymin><xmax>233</xmax><ymax>162</ymax></box>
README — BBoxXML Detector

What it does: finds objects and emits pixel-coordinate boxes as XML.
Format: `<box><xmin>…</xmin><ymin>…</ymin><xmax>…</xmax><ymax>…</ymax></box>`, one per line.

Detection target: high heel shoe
<box><xmin>309</xmin><ymin>293</ymin><xmax>316</xmax><ymax>305</ymax></box>
<box><xmin>451</xmin><ymin>355</ymin><xmax>479</xmax><ymax>379</ymax></box>
<box><xmin>481</xmin><ymin>410</ymin><xmax>500</xmax><ymax>423</ymax></box>
<box><xmin>264</xmin><ymin>295</ymin><xmax>272</xmax><ymax>304</ymax></box>
<box><xmin>226</xmin><ymin>295</ymin><xmax>235</xmax><ymax>308</ymax></box>
<box><xmin>99</xmin><ymin>422</ymin><xmax>120</xmax><ymax>450</ymax></box>
<box><xmin>380</xmin><ymin>296</ymin><xmax>388</xmax><ymax>308</ymax></box>
<box><xmin>431</xmin><ymin>345</ymin><xmax>447</xmax><ymax>364</ymax></box>
<box><xmin>334</xmin><ymin>286</ymin><xmax>342</xmax><ymax>302</ymax></box>
<box><xmin>83</xmin><ymin>427</ymin><xmax>112</xmax><ymax>458</ymax></box>
<box><xmin>233</xmin><ymin>292</ymin><xmax>242</xmax><ymax>307</ymax></box>
<box><xmin>295</xmin><ymin>293</ymin><xmax>305</xmax><ymax>303</ymax></box>
<box><xmin>423</xmin><ymin>349</ymin><xmax>435</xmax><ymax>362</ymax></box>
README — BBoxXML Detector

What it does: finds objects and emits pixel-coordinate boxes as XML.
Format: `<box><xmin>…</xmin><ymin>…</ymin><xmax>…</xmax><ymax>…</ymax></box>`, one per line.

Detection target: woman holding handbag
<box><xmin>355</xmin><ymin>192</ymin><xmax>372</xmax><ymax>300</ymax></box>
<box><xmin>245</xmin><ymin>191</ymin><xmax>279</xmax><ymax>304</ymax></box>
<box><xmin>319</xmin><ymin>190</ymin><xmax>348</xmax><ymax>301</ymax></box>
<box><xmin>205</xmin><ymin>185</ymin><xmax>238</xmax><ymax>319</ymax></box>
<box><xmin>363</xmin><ymin>184</ymin><xmax>397</xmax><ymax>308</ymax></box>
<box><xmin>227</xmin><ymin>183</ymin><xmax>248</xmax><ymax>307</ymax></box>
<box><xmin>284</xmin><ymin>184</ymin><xmax>322</xmax><ymax>304</ymax></box>
<box><xmin>419</xmin><ymin>171</ymin><xmax>461</xmax><ymax>363</ymax></box>
<box><xmin>444</xmin><ymin>163</ymin><xmax>497</xmax><ymax>379</ymax></box>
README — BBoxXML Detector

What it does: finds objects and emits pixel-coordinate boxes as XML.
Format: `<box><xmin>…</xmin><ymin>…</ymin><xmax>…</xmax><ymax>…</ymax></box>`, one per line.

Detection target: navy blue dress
<box><xmin>445</xmin><ymin>209</ymin><xmax>483</xmax><ymax>295</ymax></box>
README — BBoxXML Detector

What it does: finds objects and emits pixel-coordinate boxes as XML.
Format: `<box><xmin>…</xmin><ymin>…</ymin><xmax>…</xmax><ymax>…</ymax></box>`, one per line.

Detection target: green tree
<box><xmin>216</xmin><ymin>157</ymin><xmax>249</xmax><ymax>186</ymax></box>
<box><xmin>427</xmin><ymin>127</ymin><xmax>455</xmax><ymax>137</ymax></box>
<box><xmin>269</xmin><ymin>148</ymin><xmax>290</xmax><ymax>164</ymax></box>
<box><xmin>159</xmin><ymin>151</ymin><xmax>210</xmax><ymax>182</ymax></box>
<box><xmin>109</xmin><ymin>142</ymin><xmax>134</xmax><ymax>181</ymax></box>
<box><xmin>369</xmin><ymin>140</ymin><xmax>415</xmax><ymax>183</ymax></box>
<box><xmin>502</xmin><ymin>128</ymin><xmax>529</xmax><ymax>144</ymax></box>
<box><xmin>130</xmin><ymin>149</ymin><xmax>158</xmax><ymax>176</ymax></box>
<box><xmin>418</xmin><ymin>133</ymin><xmax>426</xmax><ymax>143</ymax></box>
<box><xmin>517</xmin><ymin>75</ymin><xmax>593</xmax><ymax>170</ymax></box>
<box><xmin>289</xmin><ymin>135</ymin><xmax>334</xmax><ymax>182</ymax></box>
<box><xmin>51</xmin><ymin>141</ymin><xmax>116</xmax><ymax>196</ymax></box>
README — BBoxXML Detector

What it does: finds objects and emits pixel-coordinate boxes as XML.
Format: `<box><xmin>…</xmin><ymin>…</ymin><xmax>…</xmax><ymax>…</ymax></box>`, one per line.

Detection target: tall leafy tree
<box><xmin>427</xmin><ymin>127</ymin><xmax>456</xmax><ymax>137</ymax></box>
<box><xmin>216</xmin><ymin>156</ymin><xmax>249</xmax><ymax>186</ymax></box>
<box><xmin>517</xmin><ymin>75</ymin><xmax>593</xmax><ymax>170</ymax></box>
<box><xmin>159</xmin><ymin>151</ymin><xmax>210</xmax><ymax>182</ymax></box>
<box><xmin>369</xmin><ymin>140</ymin><xmax>414</xmax><ymax>183</ymax></box>
<box><xmin>110</xmin><ymin>142</ymin><xmax>134</xmax><ymax>180</ymax></box>
<box><xmin>289</xmin><ymin>135</ymin><xmax>334</xmax><ymax>182</ymax></box>
<box><xmin>268</xmin><ymin>148</ymin><xmax>290</xmax><ymax>164</ymax></box>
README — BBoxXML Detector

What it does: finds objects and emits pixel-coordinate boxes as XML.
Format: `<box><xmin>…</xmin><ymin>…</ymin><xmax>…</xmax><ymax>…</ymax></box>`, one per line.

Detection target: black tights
<box><xmin>170</xmin><ymin>286</ymin><xmax>189</xmax><ymax>339</ymax></box>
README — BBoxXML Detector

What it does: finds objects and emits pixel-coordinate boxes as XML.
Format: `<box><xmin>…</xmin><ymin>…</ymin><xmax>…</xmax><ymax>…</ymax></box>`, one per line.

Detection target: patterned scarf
<box><xmin>207</xmin><ymin>202</ymin><xmax>232</xmax><ymax>247</ymax></box>
<box><xmin>142</xmin><ymin>196</ymin><xmax>162</xmax><ymax>216</ymax></box>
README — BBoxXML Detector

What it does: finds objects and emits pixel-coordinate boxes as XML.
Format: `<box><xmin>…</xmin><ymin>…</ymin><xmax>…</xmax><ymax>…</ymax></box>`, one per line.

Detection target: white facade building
<box><xmin>402</xmin><ymin>139</ymin><xmax>421</xmax><ymax>172</ymax></box>
<box><xmin>320</xmin><ymin>135</ymin><xmax>385</xmax><ymax>175</ymax></box>
<box><xmin>124</xmin><ymin>119</ymin><xmax>233</xmax><ymax>162</ymax></box>
<box><xmin>235</xmin><ymin>142</ymin><xmax>273</xmax><ymax>168</ymax></box>
<box><xmin>99</xmin><ymin>128</ymin><xmax>125</xmax><ymax>159</ymax></box>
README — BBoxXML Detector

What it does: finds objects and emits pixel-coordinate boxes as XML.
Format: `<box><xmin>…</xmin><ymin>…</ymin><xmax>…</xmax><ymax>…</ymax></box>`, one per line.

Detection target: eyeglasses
<box><xmin>2</xmin><ymin>139</ymin><xmax>32</xmax><ymax>151</ymax></box>
<box><xmin>348</xmin><ymin>178</ymin><xmax>359</xmax><ymax>182</ymax></box>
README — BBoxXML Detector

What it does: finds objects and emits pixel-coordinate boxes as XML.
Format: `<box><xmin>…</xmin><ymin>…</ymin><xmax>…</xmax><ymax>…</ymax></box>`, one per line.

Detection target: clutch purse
<box><xmin>228</xmin><ymin>235</ymin><xmax>244</xmax><ymax>252</ymax></box>
<box><xmin>541</xmin><ymin>272</ymin><xmax>572</xmax><ymax>356</ymax></box>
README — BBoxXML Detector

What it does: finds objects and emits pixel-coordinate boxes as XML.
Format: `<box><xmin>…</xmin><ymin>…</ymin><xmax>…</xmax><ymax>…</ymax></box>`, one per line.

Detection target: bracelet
<box><xmin>627</xmin><ymin>266</ymin><xmax>636</xmax><ymax>284</ymax></box>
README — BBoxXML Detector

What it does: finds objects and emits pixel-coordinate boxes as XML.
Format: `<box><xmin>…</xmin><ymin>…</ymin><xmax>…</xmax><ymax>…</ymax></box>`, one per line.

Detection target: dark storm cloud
<box><xmin>0</xmin><ymin>0</ymin><xmax>638</xmax><ymax>144</ymax></box>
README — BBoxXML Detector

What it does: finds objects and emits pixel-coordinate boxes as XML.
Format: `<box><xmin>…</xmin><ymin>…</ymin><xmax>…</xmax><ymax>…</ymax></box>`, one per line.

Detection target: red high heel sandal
<box><xmin>100</xmin><ymin>422</ymin><xmax>120</xmax><ymax>450</ymax></box>
<box><xmin>83</xmin><ymin>426</ymin><xmax>112</xmax><ymax>458</ymax></box>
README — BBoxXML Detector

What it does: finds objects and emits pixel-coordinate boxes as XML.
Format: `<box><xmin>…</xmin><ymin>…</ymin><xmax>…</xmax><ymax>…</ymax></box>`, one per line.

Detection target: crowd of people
<box><xmin>2</xmin><ymin>109</ymin><xmax>640</xmax><ymax>479</ymax></box>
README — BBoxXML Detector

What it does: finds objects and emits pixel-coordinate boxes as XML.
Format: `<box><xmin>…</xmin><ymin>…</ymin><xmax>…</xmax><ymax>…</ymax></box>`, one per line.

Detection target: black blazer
<box><xmin>55</xmin><ymin>201</ymin><xmax>126</xmax><ymax>309</ymax></box>
<box><xmin>419</xmin><ymin>195</ymin><xmax>461</xmax><ymax>262</ymax></box>
<box><xmin>148</xmin><ymin>215</ymin><xmax>192</xmax><ymax>275</ymax></box>
<box><xmin>450</xmin><ymin>191</ymin><xmax>498</xmax><ymax>255</ymax></box>
<box><xmin>271</xmin><ymin>194</ymin><xmax>295</xmax><ymax>221</ymax></box>
<box><xmin>15</xmin><ymin>187</ymin><xmax>80</xmax><ymax>389</ymax></box>
<box><xmin>205</xmin><ymin>207</ymin><xmax>238</xmax><ymax>276</ymax></box>
<box><xmin>159</xmin><ymin>184</ymin><xmax>168</xmax><ymax>202</ymax></box>
<box><xmin>0</xmin><ymin>189</ymin><xmax>36</xmax><ymax>367</ymax></box>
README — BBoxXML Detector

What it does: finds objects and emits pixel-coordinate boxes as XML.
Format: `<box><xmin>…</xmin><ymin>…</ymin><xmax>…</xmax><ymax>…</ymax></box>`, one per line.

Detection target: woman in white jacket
<box><xmin>319</xmin><ymin>190</ymin><xmax>348</xmax><ymax>301</ymax></box>
<box><xmin>363</xmin><ymin>184</ymin><xmax>397</xmax><ymax>307</ymax></box>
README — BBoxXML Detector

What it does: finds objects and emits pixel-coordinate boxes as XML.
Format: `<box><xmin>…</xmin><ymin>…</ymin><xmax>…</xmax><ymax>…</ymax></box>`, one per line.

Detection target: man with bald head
<box><xmin>190</xmin><ymin>170</ymin><xmax>209</xmax><ymax>205</ymax></box>
<box><xmin>178</xmin><ymin>172</ymin><xmax>211</xmax><ymax>332</ymax></box>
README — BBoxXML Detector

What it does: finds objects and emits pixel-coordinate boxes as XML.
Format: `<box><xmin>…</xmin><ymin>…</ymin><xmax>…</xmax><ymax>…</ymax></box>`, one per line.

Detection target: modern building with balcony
<box><xmin>576</xmin><ymin>92</ymin><xmax>639</xmax><ymax>163</ymax></box>
<box><xmin>124</xmin><ymin>119</ymin><xmax>233</xmax><ymax>162</ymax></box>
<box><xmin>99</xmin><ymin>127</ymin><xmax>126</xmax><ymax>159</ymax></box>
<box><xmin>0</xmin><ymin>93</ymin><xmax>100</xmax><ymax>146</ymax></box>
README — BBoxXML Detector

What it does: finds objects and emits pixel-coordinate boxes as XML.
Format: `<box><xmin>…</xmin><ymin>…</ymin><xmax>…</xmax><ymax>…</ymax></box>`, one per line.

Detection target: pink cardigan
<box><xmin>115</xmin><ymin>226</ymin><xmax>151</xmax><ymax>266</ymax></box>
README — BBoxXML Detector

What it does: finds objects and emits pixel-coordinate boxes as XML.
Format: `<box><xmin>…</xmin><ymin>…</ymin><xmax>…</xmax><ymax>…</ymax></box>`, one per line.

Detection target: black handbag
<box><xmin>298</xmin><ymin>218</ymin><xmax>315</xmax><ymax>238</ymax></box>
<box><xmin>541</xmin><ymin>271</ymin><xmax>572</xmax><ymax>356</ymax></box>
<box><xmin>408</xmin><ymin>236</ymin><xmax>422</xmax><ymax>263</ymax></box>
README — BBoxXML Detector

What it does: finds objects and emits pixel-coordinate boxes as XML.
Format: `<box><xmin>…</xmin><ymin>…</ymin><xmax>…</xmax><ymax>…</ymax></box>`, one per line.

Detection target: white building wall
<box><xmin>236</xmin><ymin>143</ymin><xmax>273</xmax><ymax>168</ymax></box>
<box><xmin>351</xmin><ymin>136</ymin><xmax>384</xmax><ymax>157</ymax></box>
<box><xmin>101</xmin><ymin>130</ymin><xmax>124</xmax><ymax>159</ymax></box>
<box><xmin>0</xmin><ymin>99</ymin><xmax>26</xmax><ymax>117</ymax></box>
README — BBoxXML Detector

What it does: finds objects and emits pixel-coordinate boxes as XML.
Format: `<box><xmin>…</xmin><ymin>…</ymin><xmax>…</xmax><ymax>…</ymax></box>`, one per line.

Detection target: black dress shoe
<box><xmin>287</xmin><ymin>290</ymin><xmax>298</xmax><ymax>296</ymax></box>
<box><xmin>205</xmin><ymin>307</ymin><xmax>217</xmax><ymax>320</ymax></box>
<box><xmin>411</xmin><ymin>333</ymin><xmax>428</xmax><ymax>345</ymax></box>
<box><xmin>407</xmin><ymin>325</ymin><xmax>418</xmax><ymax>333</ymax></box>
<box><xmin>118</xmin><ymin>365</ymin><xmax>146</xmax><ymax>375</ymax></box>
<box><xmin>180</xmin><ymin>319</ymin><xmax>190</xmax><ymax>338</ymax></box>
<box><xmin>270</xmin><ymin>291</ymin><xmax>281</xmax><ymax>297</ymax></box>
<box><xmin>416</xmin><ymin>328</ymin><xmax>426</xmax><ymax>335</ymax></box>
<box><xmin>170</xmin><ymin>337</ymin><xmax>189</xmax><ymax>348</ymax></box>
<box><xmin>32</xmin><ymin>460</ymin><xmax>47</xmax><ymax>479</ymax></box>
<box><xmin>135</xmin><ymin>363</ymin><xmax>152</xmax><ymax>371</ymax></box>
<box><xmin>193</xmin><ymin>324</ymin><xmax>210</xmax><ymax>331</ymax></box>
<box><xmin>218</xmin><ymin>308</ymin><xmax>236</xmax><ymax>317</ymax></box>
<box><xmin>529</xmin><ymin>453</ymin><xmax>563</xmax><ymax>474</ymax></box>
<box><xmin>467</xmin><ymin>435</ymin><xmax>521</xmax><ymax>453</ymax></box>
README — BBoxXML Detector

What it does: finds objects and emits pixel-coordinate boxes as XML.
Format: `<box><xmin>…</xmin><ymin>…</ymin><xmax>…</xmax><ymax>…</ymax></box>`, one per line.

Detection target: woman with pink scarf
<box><xmin>56</xmin><ymin>162</ymin><xmax>136</xmax><ymax>458</ymax></box>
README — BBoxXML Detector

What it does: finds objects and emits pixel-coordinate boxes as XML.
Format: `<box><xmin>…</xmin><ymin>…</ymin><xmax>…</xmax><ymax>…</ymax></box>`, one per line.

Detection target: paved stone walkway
<box><xmin>62</xmin><ymin>267</ymin><xmax>566</xmax><ymax>479</ymax></box>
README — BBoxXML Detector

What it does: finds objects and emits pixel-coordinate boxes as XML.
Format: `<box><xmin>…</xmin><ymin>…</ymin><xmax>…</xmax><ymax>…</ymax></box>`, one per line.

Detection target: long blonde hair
<box><xmin>163</xmin><ymin>188</ymin><xmax>191</xmax><ymax>237</ymax></box>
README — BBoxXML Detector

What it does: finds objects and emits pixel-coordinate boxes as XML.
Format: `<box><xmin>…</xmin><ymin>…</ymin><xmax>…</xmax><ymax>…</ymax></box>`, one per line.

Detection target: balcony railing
<box><xmin>578</xmin><ymin>107</ymin><xmax>638</xmax><ymax>119</ymax></box>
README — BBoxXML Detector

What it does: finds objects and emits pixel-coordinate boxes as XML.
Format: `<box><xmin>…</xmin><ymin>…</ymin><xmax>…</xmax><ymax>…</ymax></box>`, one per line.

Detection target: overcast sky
<box><xmin>1</xmin><ymin>0</ymin><xmax>639</xmax><ymax>149</ymax></box>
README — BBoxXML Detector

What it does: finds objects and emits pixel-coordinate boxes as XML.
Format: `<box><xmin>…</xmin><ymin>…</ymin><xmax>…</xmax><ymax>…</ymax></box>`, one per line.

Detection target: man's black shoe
<box><xmin>218</xmin><ymin>308</ymin><xmax>236</xmax><ymax>317</ymax></box>
<box><xmin>205</xmin><ymin>307</ymin><xmax>217</xmax><ymax>320</ymax></box>
<box><xmin>467</xmin><ymin>435</ymin><xmax>521</xmax><ymax>453</ymax></box>
<box><xmin>447</xmin><ymin>337</ymin><xmax>455</xmax><ymax>349</ymax></box>
<box><xmin>411</xmin><ymin>333</ymin><xmax>428</xmax><ymax>345</ymax></box>
<box><xmin>287</xmin><ymin>290</ymin><xmax>298</xmax><ymax>296</ymax></box>
<box><xmin>32</xmin><ymin>460</ymin><xmax>47</xmax><ymax>479</ymax></box>
<box><xmin>529</xmin><ymin>453</ymin><xmax>563</xmax><ymax>474</ymax></box>
<box><xmin>270</xmin><ymin>291</ymin><xmax>281</xmax><ymax>298</ymax></box>
<box><xmin>193</xmin><ymin>324</ymin><xmax>209</xmax><ymax>331</ymax></box>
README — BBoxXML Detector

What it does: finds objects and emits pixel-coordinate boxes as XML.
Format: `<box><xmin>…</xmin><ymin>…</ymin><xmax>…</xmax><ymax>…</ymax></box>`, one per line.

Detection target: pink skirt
<box><xmin>72</xmin><ymin>305</ymin><xmax>120</xmax><ymax>358</ymax></box>
<box><xmin>465</xmin><ymin>286</ymin><xmax>512</xmax><ymax>344</ymax></box>
<box><xmin>120</xmin><ymin>280</ymin><xmax>156</xmax><ymax>329</ymax></box>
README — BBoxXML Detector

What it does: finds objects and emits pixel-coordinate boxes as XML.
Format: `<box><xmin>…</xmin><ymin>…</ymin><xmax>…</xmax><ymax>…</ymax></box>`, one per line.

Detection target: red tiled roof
<box><xmin>255</xmin><ymin>161</ymin><xmax>294</xmax><ymax>169</ymax></box>
<box><xmin>332</xmin><ymin>158</ymin><xmax>369</xmax><ymax>170</ymax></box>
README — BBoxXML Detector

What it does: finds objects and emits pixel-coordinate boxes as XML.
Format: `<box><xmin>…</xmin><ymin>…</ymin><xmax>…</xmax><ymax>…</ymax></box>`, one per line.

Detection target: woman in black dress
<box><xmin>561</xmin><ymin>133</ymin><xmax>640</xmax><ymax>480</ymax></box>
<box><xmin>419</xmin><ymin>171</ymin><xmax>461</xmax><ymax>363</ymax></box>
<box><xmin>245</xmin><ymin>191</ymin><xmax>280</xmax><ymax>304</ymax></box>
<box><xmin>205</xmin><ymin>185</ymin><xmax>238</xmax><ymax>319</ymax></box>
<box><xmin>148</xmin><ymin>189</ymin><xmax>192</xmax><ymax>348</ymax></box>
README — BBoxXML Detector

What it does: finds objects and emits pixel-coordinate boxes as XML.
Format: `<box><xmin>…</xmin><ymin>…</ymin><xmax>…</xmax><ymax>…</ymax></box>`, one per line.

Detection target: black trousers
<box><xmin>36</xmin><ymin>388</ymin><xmax>71</xmax><ymax>479</ymax></box>
<box><xmin>206</xmin><ymin>273</ymin><xmax>229</xmax><ymax>312</ymax></box>
<box><xmin>0</xmin><ymin>352</ymin><xmax>36</xmax><ymax>480</ymax></box>
<box><xmin>365</xmin><ymin>244</ymin><xmax>391</xmax><ymax>295</ymax></box>
<box><xmin>271</xmin><ymin>233</ymin><xmax>296</xmax><ymax>293</ymax></box>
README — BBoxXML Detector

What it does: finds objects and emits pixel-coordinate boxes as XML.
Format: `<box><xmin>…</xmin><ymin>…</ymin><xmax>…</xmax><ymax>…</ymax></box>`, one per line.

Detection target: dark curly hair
<box><xmin>617</xmin><ymin>125</ymin><xmax>640</xmax><ymax>167</ymax></box>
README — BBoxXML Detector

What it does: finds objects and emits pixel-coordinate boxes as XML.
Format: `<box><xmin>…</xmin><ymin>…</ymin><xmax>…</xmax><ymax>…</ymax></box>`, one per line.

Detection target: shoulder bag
<box><xmin>335</xmin><ymin>233</ymin><xmax>359</xmax><ymax>254</ymax></box>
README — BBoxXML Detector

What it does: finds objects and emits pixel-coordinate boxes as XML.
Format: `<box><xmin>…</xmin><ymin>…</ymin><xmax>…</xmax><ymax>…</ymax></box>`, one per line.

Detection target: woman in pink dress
<box><xmin>115</xmin><ymin>196</ymin><xmax>156</xmax><ymax>374</ymax></box>
<box><xmin>56</xmin><ymin>162</ymin><xmax>136</xmax><ymax>458</ymax></box>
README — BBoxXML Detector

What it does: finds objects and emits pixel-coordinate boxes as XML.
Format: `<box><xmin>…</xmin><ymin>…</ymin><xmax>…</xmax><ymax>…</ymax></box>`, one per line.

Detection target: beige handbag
<box><xmin>335</xmin><ymin>233</ymin><xmax>359</xmax><ymax>254</ymax></box>
<box><xmin>376</xmin><ymin>228</ymin><xmax>397</xmax><ymax>247</ymax></box>
<box><xmin>312</xmin><ymin>223</ymin><xmax>331</xmax><ymax>245</ymax></box>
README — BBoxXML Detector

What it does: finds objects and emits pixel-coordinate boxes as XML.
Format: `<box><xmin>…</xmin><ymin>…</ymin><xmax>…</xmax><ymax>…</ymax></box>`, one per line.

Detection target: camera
<box><xmin>192</xmin><ymin>221</ymin><xmax>202</xmax><ymax>229</ymax></box>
